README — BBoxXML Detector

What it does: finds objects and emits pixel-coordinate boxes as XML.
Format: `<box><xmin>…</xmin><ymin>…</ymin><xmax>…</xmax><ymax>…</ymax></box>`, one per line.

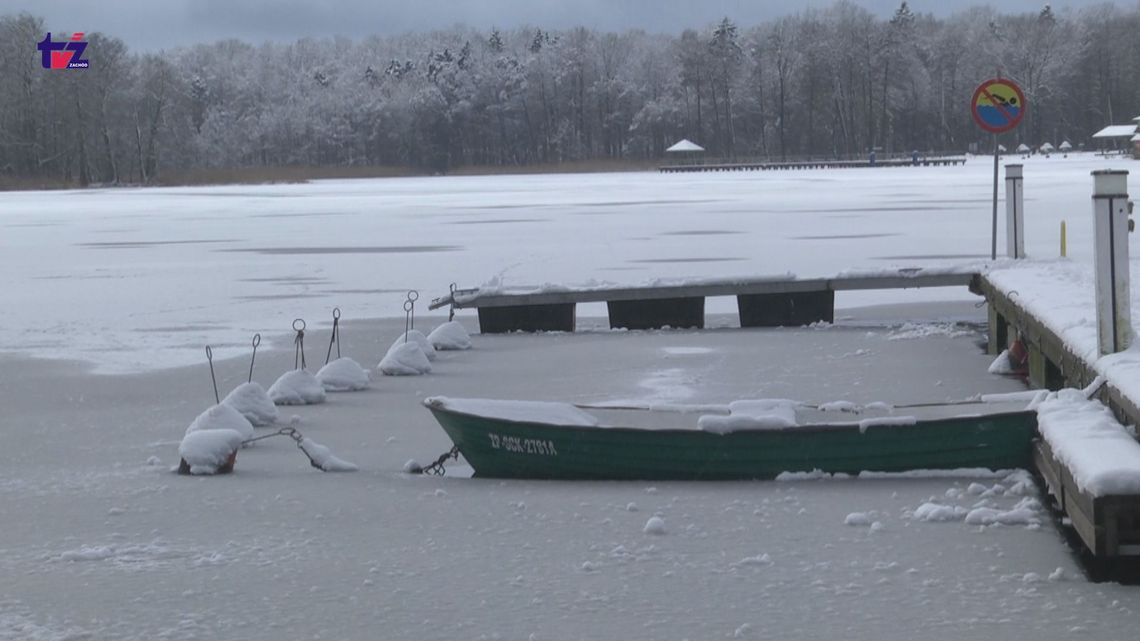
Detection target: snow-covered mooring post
<box><xmin>1005</xmin><ymin>164</ymin><xmax>1024</xmax><ymax>258</ymax></box>
<box><xmin>1093</xmin><ymin>169</ymin><xmax>1132</xmax><ymax>355</ymax></box>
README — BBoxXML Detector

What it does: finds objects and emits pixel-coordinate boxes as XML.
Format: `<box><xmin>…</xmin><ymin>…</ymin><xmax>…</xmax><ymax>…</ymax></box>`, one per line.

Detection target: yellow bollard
<box><xmin>1060</xmin><ymin>220</ymin><xmax>1067</xmax><ymax>257</ymax></box>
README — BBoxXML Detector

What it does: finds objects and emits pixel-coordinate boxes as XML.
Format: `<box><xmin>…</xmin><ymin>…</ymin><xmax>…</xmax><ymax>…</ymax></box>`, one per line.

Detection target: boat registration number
<box><xmin>488</xmin><ymin>433</ymin><xmax>558</xmax><ymax>456</ymax></box>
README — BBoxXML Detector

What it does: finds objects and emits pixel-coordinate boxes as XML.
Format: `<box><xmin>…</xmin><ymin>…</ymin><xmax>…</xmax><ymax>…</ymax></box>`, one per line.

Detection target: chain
<box><xmin>242</xmin><ymin>426</ymin><xmax>304</xmax><ymax>446</ymax></box>
<box><xmin>419</xmin><ymin>445</ymin><xmax>459</xmax><ymax>476</ymax></box>
<box><xmin>448</xmin><ymin>283</ymin><xmax>457</xmax><ymax>322</ymax></box>
<box><xmin>242</xmin><ymin>426</ymin><xmax>328</xmax><ymax>470</ymax></box>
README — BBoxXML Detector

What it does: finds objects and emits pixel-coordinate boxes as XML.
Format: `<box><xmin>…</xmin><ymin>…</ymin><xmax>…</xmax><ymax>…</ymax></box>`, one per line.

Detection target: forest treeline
<box><xmin>1</xmin><ymin>2</ymin><xmax>1137</xmax><ymax>186</ymax></box>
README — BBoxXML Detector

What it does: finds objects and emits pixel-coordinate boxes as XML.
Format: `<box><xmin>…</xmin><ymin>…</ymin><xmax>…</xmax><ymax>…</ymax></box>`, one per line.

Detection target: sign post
<box><xmin>971</xmin><ymin>78</ymin><xmax>1027</xmax><ymax>260</ymax></box>
<box><xmin>1005</xmin><ymin>164</ymin><xmax>1024</xmax><ymax>258</ymax></box>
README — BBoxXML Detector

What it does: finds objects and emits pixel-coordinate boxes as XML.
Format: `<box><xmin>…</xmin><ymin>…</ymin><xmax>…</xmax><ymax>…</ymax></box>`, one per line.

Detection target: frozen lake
<box><xmin>2</xmin><ymin>156</ymin><xmax>1138</xmax><ymax>639</ymax></box>
<box><xmin>3</xmin><ymin>312</ymin><xmax>1136</xmax><ymax>641</ymax></box>
<box><xmin>0</xmin><ymin>152</ymin><xmax>1129</xmax><ymax>372</ymax></box>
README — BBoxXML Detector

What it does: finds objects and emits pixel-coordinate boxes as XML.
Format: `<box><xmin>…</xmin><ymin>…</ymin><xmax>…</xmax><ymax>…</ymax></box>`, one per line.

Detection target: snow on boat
<box><xmin>422</xmin><ymin>396</ymin><xmax>1039</xmax><ymax>480</ymax></box>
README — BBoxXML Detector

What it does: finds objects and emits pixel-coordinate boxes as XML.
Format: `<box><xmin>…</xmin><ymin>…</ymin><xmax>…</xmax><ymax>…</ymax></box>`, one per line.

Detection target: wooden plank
<box><xmin>1103</xmin><ymin>502</ymin><xmax>1120</xmax><ymax>557</ymax></box>
<box><xmin>1067</xmin><ymin>489</ymin><xmax>1103</xmax><ymax>556</ymax></box>
<box><xmin>442</xmin><ymin>272</ymin><xmax>974</xmax><ymax>310</ymax></box>
<box><xmin>450</xmin><ymin>279</ymin><xmax>830</xmax><ymax>308</ymax></box>
<box><xmin>828</xmin><ymin>272</ymin><xmax>975</xmax><ymax>290</ymax></box>
<box><xmin>1033</xmin><ymin>440</ymin><xmax>1064</xmax><ymax>510</ymax></box>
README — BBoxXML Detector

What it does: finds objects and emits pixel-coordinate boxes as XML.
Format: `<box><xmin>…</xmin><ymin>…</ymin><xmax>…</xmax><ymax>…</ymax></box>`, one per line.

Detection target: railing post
<box><xmin>1093</xmin><ymin>169</ymin><xmax>1132</xmax><ymax>355</ymax></box>
<box><xmin>1005</xmin><ymin>164</ymin><xmax>1024</xmax><ymax>258</ymax></box>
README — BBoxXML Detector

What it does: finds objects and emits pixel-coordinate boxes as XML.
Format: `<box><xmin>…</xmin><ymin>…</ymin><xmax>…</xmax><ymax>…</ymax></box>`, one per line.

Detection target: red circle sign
<box><xmin>971</xmin><ymin>79</ymin><xmax>1027</xmax><ymax>134</ymax></box>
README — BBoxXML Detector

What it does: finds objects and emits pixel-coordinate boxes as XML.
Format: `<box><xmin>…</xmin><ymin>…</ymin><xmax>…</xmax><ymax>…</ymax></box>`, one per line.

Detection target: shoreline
<box><xmin>0</xmin><ymin>159</ymin><xmax>659</xmax><ymax>192</ymax></box>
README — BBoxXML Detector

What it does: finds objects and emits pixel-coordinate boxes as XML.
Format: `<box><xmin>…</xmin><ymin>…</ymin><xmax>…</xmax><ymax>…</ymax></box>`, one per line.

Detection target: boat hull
<box><xmin>425</xmin><ymin>403</ymin><xmax>1038</xmax><ymax>480</ymax></box>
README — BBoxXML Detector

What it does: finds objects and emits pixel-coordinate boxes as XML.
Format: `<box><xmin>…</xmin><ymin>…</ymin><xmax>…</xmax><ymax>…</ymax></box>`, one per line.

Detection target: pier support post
<box><xmin>737</xmin><ymin>291</ymin><xmax>834</xmax><ymax>327</ymax></box>
<box><xmin>987</xmin><ymin>305</ymin><xmax>1008</xmax><ymax>355</ymax></box>
<box><xmin>1005</xmin><ymin>164</ymin><xmax>1025</xmax><ymax>258</ymax></box>
<box><xmin>1092</xmin><ymin>170</ymin><xmax>1132</xmax><ymax>355</ymax></box>
<box><xmin>607</xmin><ymin>297</ymin><xmax>705</xmax><ymax>330</ymax></box>
<box><xmin>477</xmin><ymin>304</ymin><xmax>576</xmax><ymax>334</ymax></box>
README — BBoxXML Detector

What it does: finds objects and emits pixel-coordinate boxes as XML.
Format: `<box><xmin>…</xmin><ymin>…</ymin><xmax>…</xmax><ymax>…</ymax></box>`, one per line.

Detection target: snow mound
<box><xmin>222</xmin><ymin>381</ymin><xmax>279</xmax><ymax>426</ymax></box>
<box><xmin>1003</xmin><ymin>469</ymin><xmax>1037</xmax><ymax>496</ymax></box>
<box><xmin>964</xmin><ymin>497</ymin><xmax>1041</xmax><ymax>526</ymax></box>
<box><xmin>185</xmin><ymin>403</ymin><xmax>254</xmax><ymax>442</ymax></box>
<box><xmin>178</xmin><ymin>428</ymin><xmax>244</xmax><ymax>475</ymax></box>
<box><xmin>316</xmin><ymin>357</ymin><xmax>371</xmax><ymax>392</ymax></box>
<box><xmin>844</xmin><ymin>512</ymin><xmax>873</xmax><ymax>526</ymax></box>
<box><xmin>818</xmin><ymin>401</ymin><xmax>859</xmax><ymax>413</ymax></box>
<box><xmin>299</xmin><ymin>437</ymin><xmax>358</xmax><ymax>472</ymax></box>
<box><xmin>391</xmin><ymin>330</ymin><xmax>437</xmax><ymax>361</ymax></box>
<box><xmin>888</xmin><ymin>322</ymin><xmax>970</xmax><ymax>341</ymax></box>
<box><xmin>643</xmin><ymin>516</ymin><xmax>666</xmax><ymax>535</ymax></box>
<box><xmin>379</xmin><ymin>342</ymin><xmax>432</xmax><ymax>376</ymax></box>
<box><xmin>428</xmin><ymin>321</ymin><xmax>472</xmax><ymax>350</ymax></box>
<box><xmin>268</xmin><ymin>369</ymin><xmax>327</xmax><ymax>405</ymax></box>
<box><xmin>988</xmin><ymin>349</ymin><xmax>1015</xmax><ymax>374</ymax></box>
<box><xmin>698</xmin><ymin>399</ymin><xmax>798</xmax><ymax>433</ymax></box>
<box><xmin>857</xmin><ymin>416</ymin><xmax>916</xmax><ymax>434</ymax></box>
<box><xmin>912</xmin><ymin>502</ymin><xmax>967</xmax><ymax>522</ymax></box>
<box><xmin>735</xmin><ymin>553</ymin><xmax>772</xmax><ymax>566</ymax></box>
<box><xmin>775</xmin><ymin>469</ymin><xmax>853</xmax><ymax>481</ymax></box>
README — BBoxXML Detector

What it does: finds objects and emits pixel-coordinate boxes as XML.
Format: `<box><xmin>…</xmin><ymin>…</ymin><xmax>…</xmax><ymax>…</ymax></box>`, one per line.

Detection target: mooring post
<box><xmin>1005</xmin><ymin>164</ymin><xmax>1024</xmax><ymax>258</ymax></box>
<box><xmin>1092</xmin><ymin>169</ymin><xmax>1132</xmax><ymax>355</ymax></box>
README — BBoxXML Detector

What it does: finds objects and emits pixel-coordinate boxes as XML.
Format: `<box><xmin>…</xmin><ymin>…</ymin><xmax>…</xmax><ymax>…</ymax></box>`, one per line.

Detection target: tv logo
<box><xmin>37</xmin><ymin>32</ymin><xmax>89</xmax><ymax>69</ymax></box>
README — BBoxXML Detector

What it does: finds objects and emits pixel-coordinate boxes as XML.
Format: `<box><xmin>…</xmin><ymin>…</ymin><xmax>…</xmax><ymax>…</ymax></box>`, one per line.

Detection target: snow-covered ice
<box><xmin>1</xmin><ymin>319</ymin><xmax>1134</xmax><ymax>640</ymax></box>
<box><xmin>315</xmin><ymin>357</ymin><xmax>371</xmax><ymax>392</ymax></box>
<box><xmin>4</xmin><ymin>158</ymin><xmax>1140</xmax><ymax>639</ymax></box>
<box><xmin>221</xmin><ymin>381</ymin><xmax>280</xmax><ymax>426</ymax></box>
<box><xmin>1</xmin><ymin>153</ymin><xmax>1131</xmax><ymax>374</ymax></box>
<box><xmin>267</xmin><ymin>369</ymin><xmax>328</xmax><ymax>405</ymax></box>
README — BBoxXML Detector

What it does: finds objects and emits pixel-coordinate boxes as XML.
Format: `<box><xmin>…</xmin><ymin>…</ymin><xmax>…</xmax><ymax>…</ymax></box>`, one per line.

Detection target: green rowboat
<box><xmin>422</xmin><ymin>397</ymin><xmax>1039</xmax><ymax>480</ymax></box>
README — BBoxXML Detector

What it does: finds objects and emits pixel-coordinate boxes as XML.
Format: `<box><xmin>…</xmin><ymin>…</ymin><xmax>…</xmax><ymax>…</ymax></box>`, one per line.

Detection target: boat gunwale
<box><xmin>422</xmin><ymin>399</ymin><xmax>1038</xmax><ymax>438</ymax></box>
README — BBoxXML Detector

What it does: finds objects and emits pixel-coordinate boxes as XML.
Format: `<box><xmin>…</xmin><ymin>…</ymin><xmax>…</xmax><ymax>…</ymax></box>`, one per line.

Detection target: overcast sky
<box><xmin>16</xmin><ymin>0</ymin><xmax>1076</xmax><ymax>51</ymax></box>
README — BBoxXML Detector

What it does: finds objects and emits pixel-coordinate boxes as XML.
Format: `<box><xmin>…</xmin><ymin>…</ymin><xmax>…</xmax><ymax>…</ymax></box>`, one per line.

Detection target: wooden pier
<box><xmin>658</xmin><ymin>156</ymin><xmax>967</xmax><ymax>173</ymax></box>
<box><xmin>972</xmin><ymin>273</ymin><xmax>1140</xmax><ymax>564</ymax></box>
<box><xmin>429</xmin><ymin>269</ymin><xmax>974</xmax><ymax>333</ymax></box>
